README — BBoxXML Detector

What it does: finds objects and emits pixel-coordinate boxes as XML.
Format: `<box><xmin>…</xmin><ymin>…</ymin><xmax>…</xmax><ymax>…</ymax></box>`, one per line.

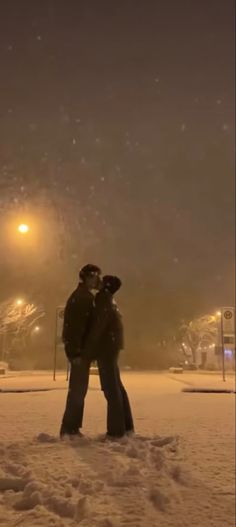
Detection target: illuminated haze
<box><xmin>0</xmin><ymin>1</ymin><xmax>234</xmax><ymax>366</ymax></box>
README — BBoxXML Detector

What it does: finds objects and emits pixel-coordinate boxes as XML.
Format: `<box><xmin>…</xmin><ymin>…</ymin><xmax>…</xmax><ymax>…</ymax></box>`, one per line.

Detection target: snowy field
<box><xmin>0</xmin><ymin>371</ymin><xmax>235</xmax><ymax>527</ymax></box>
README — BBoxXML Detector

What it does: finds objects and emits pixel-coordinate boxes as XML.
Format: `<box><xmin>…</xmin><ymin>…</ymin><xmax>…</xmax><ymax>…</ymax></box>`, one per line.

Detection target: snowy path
<box><xmin>0</xmin><ymin>372</ymin><xmax>235</xmax><ymax>526</ymax></box>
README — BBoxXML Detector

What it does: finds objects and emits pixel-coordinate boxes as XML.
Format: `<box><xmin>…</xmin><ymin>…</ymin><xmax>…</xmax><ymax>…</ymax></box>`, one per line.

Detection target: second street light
<box><xmin>16</xmin><ymin>298</ymin><xmax>24</xmax><ymax>306</ymax></box>
<box><xmin>18</xmin><ymin>224</ymin><xmax>30</xmax><ymax>234</ymax></box>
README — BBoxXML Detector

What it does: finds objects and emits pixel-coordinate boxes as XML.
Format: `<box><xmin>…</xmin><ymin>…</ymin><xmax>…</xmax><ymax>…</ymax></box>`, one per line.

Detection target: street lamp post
<box><xmin>220</xmin><ymin>309</ymin><xmax>226</xmax><ymax>382</ymax></box>
<box><xmin>215</xmin><ymin>310</ymin><xmax>225</xmax><ymax>382</ymax></box>
<box><xmin>1</xmin><ymin>332</ymin><xmax>7</xmax><ymax>362</ymax></box>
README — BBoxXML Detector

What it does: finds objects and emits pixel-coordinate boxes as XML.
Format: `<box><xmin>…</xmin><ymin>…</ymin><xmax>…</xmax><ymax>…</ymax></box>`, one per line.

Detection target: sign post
<box><xmin>53</xmin><ymin>309</ymin><xmax>58</xmax><ymax>381</ymax></box>
<box><xmin>53</xmin><ymin>306</ymin><xmax>65</xmax><ymax>380</ymax></box>
<box><xmin>220</xmin><ymin>307</ymin><xmax>235</xmax><ymax>382</ymax></box>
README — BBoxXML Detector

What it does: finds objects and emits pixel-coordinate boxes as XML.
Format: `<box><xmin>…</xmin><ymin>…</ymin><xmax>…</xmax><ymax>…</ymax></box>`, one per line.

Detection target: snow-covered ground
<box><xmin>0</xmin><ymin>371</ymin><xmax>235</xmax><ymax>527</ymax></box>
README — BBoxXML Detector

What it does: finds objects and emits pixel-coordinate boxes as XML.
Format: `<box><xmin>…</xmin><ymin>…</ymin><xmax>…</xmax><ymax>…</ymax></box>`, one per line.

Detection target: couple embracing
<box><xmin>60</xmin><ymin>264</ymin><xmax>134</xmax><ymax>439</ymax></box>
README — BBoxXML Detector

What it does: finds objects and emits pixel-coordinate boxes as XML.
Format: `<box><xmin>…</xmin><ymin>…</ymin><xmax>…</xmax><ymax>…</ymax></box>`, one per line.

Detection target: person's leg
<box><xmin>98</xmin><ymin>359</ymin><xmax>126</xmax><ymax>437</ymax></box>
<box><xmin>60</xmin><ymin>359</ymin><xmax>90</xmax><ymax>436</ymax></box>
<box><xmin>116</xmin><ymin>366</ymin><xmax>134</xmax><ymax>432</ymax></box>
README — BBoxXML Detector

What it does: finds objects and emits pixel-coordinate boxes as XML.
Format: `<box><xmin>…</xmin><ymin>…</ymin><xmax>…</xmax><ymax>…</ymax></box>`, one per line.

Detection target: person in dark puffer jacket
<box><xmin>84</xmin><ymin>275</ymin><xmax>134</xmax><ymax>438</ymax></box>
<box><xmin>60</xmin><ymin>264</ymin><xmax>101</xmax><ymax>438</ymax></box>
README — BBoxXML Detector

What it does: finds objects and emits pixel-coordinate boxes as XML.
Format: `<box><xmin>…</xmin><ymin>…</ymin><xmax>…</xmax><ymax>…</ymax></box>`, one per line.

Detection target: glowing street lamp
<box><xmin>18</xmin><ymin>223</ymin><xmax>29</xmax><ymax>234</ymax></box>
<box><xmin>16</xmin><ymin>298</ymin><xmax>24</xmax><ymax>306</ymax></box>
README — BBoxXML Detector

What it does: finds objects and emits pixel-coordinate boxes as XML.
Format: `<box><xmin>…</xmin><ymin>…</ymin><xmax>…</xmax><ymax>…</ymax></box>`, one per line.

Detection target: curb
<box><xmin>182</xmin><ymin>388</ymin><xmax>236</xmax><ymax>394</ymax></box>
<box><xmin>0</xmin><ymin>388</ymin><xmax>55</xmax><ymax>393</ymax></box>
<box><xmin>0</xmin><ymin>386</ymin><xmax>100</xmax><ymax>394</ymax></box>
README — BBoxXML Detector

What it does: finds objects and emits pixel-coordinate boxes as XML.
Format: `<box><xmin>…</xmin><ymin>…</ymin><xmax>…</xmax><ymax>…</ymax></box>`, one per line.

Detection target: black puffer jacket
<box><xmin>83</xmin><ymin>290</ymin><xmax>124</xmax><ymax>361</ymax></box>
<box><xmin>62</xmin><ymin>283</ymin><xmax>94</xmax><ymax>360</ymax></box>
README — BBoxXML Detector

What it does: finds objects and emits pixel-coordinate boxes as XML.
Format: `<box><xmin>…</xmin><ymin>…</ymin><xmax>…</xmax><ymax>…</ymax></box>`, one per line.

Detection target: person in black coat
<box><xmin>84</xmin><ymin>275</ymin><xmax>134</xmax><ymax>438</ymax></box>
<box><xmin>60</xmin><ymin>264</ymin><xmax>101</xmax><ymax>438</ymax></box>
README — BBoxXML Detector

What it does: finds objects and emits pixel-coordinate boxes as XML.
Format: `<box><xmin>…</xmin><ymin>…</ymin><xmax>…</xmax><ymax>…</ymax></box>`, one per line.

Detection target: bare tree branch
<box><xmin>0</xmin><ymin>299</ymin><xmax>45</xmax><ymax>336</ymax></box>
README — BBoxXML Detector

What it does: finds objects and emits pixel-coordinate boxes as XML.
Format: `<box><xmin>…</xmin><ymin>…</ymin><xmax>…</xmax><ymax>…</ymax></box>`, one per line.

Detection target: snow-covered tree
<box><xmin>0</xmin><ymin>299</ymin><xmax>44</xmax><ymax>335</ymax></box>
<box><xmin>178</xmin><ymin>315</ymin><xmax>217</xmax><ymax>364</ymax></box>
<box><xmin>0</xmin><ymin>299</ymin><xmax>45</xmax><ymax>362</ymax></box>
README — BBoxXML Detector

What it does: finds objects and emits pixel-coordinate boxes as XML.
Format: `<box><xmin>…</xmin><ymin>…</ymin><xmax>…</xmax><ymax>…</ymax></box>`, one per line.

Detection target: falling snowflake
<box><xmin>100</xmin><ymin>176</ymin><xmax>105</xmax><ymax>182</ymax></box>
<box><xmin>72</xmin><ymin>138</ymin><xmax>76</xmax><ymax>145</ymax></box>
<box><xmin>216</xmin><ymin>99</ymin><xmax>222</xmax><ymax>105</ymax></box>
<box><xmin>36</xmin><ymin>35</ymin><xmax>42</xmax><ymax>41</ymax></box>
<box><xmin>222</xmin><ymin>123</ymin><xmax>229</xmax><ymax>131</ymax></box>
<box><xmin>180</xmin><ymin>124</ymin><xmax>187</xmax><ymax>132</ymax></box>
<box><xmin>154</xmin><ymin>77</ymin><xmax>160</xmax><ymax>83</ymax></box>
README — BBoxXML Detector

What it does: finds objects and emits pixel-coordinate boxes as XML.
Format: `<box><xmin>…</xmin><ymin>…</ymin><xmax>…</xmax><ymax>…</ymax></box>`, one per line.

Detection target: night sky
<box><xmin>0</xmin><ymin>1</ymin><xmax>235</xmax><ymax>349</ymax></box>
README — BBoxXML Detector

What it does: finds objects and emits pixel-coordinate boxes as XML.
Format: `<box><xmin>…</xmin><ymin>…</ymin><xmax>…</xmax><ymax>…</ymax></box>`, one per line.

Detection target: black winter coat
<box><xmin>62</xmin><ymin>283</ymin><xmax>94</xmax><ymax>360</ymax></box>
<box><xmin>84</xmin><ymin>290</ymin><xmax>124</xmax><ymax>361</ymax></box>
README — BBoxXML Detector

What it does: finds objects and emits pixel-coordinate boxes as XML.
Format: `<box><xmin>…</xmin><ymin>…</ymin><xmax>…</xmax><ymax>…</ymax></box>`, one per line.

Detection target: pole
<box><xmin>1</xmin><ymin>332</ymin><xmax>8</xmax><ymax>363</ymax></box>
<box><xmin>53</xmin><ymin>309</ymin><xmax>58</xmax><ymax>381</ymax></box>
<box><xmin>220</xmin><ymin>309</ymin><xmax>226</xmax><ymax>382</ymax></box>
<box><xmin>1</xmin><ymin>333</ymin><xmax>5</xmax><ymax>361</ymax></box>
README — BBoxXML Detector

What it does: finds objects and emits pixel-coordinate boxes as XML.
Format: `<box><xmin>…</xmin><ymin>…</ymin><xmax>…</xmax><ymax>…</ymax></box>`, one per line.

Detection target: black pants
<box><xmin>60</xmin><ymin>358</ymin><xmax>90</xmax><ymax>436</ymax></box>
<box><xmin>97</xmin><ymin>358</ymin><xmax>134</xmax><ymax>437</ymax></box>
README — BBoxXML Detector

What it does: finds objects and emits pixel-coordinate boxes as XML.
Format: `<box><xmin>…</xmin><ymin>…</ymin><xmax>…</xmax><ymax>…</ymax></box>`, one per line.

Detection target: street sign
<box><xmin>56</xmin><ymin>306</ymin><xmax>65</xmax><ymax>342</ymax></box>
<box><xmin>222</xmin><ymin>307</ymin><xmax>235</xmax><ymax>336</ymax></box>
